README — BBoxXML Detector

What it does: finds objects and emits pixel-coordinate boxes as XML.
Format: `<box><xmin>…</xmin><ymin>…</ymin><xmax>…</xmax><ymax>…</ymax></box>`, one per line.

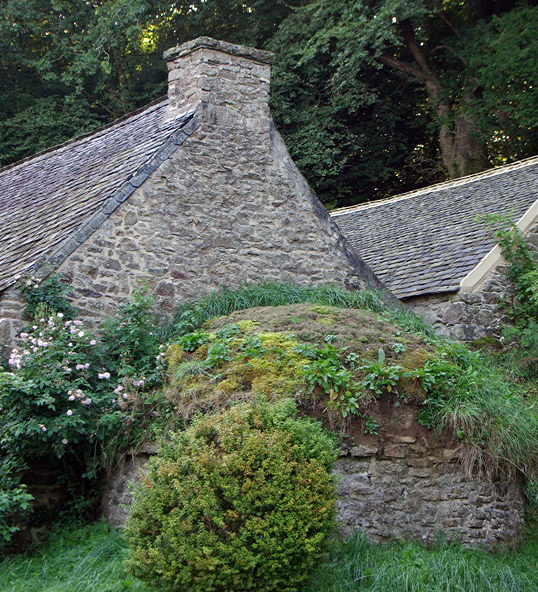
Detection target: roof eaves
<box><xmin>399</xmin><ymin>286</ymin><xmax>460</xmax><ymax>300</ymax></box>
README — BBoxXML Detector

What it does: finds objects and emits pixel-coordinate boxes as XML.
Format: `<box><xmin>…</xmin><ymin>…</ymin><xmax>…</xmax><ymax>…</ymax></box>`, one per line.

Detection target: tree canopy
<box><xmin>1</xmin><ymin>0</ymin><xmax>537</xmax><ymax>207</ymax></box>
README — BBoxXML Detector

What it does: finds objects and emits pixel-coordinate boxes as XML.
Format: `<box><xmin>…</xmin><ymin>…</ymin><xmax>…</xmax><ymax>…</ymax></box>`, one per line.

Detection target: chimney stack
<box><xmin>163</xmin><ymin>37</ymin><xmax>274</xmax><ymax>128</ymax></box>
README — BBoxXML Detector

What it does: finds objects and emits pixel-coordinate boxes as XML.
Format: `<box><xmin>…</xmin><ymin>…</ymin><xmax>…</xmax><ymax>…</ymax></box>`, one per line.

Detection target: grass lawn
<box><xmin>1</xmin><ymin>520</ymin><xmax>537</xmax><ymax>592</ymax></box>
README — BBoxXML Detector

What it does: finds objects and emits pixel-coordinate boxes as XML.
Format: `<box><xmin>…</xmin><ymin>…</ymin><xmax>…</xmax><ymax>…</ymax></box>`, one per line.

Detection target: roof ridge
<box><xmin>331</xmin><ymin>154</ymin><xmax>538</xmax><ymax>216</ymax></box>
<box><xmin>0</xmin><ymin>96</ymin><xmax>169</xmax><ymax>176</ymax></box>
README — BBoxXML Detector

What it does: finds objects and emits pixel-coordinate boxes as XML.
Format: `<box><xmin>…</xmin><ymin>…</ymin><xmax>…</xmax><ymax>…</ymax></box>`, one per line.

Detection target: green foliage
<box><xmin>305</xmin><ymin>529</ymin><xmax>538</xmax><ymax>592</ymax></box>
<box><xmin>176</xmin><ymin>331</ymin><xmax>210</xmax><ymax>352</ymax></box>
<box><xmin>166</xmin><ymin>326</ymin><xmax>310</xmax><ymax>418</ymax></box>
<box><xmin>0</xmin><ymin>460</ymin><xmax>32</xmax><ymax>548</ymax></box>
<box><xmin>169</xmin><ymin>317</ymin><xmax>417</xmax><ymax>426</ymax></box>
<box><xmin>461</xmin><ymin>4</ymin><xmax>538</xmax><ymax>164</ymax></box>
<box><xmin>169</xmin><ymin>282</ymin><xmax>430</xmax><ymax>340</ymax></box>
<box><xmin>100</xmin><ymin>289</ymin><xmax>164</xmax><ymax>388</ymax></box>
<box><xmin>0</xmin><ymin>312</ymin><xmax>130</xmax><ymax>523</ymax></box>
<box><xmin>1</xmin><ymin>1</ymin><xmax>537</xmax><ymax>204</ymax></box>
<box><xmin>4</xmin><ymin>520</ymin><xmax>538</xmax><ymax>592</ymax></box>
<box><xmin>0</xmin><ymin>312</ymin><xmax>128</xmax><ymax>544</ymax></box>
<box><xmin>0</xmin><ymin>0</ymin><xmax>293</xmax><ymax>168</ymax></box>
<box><xmin>363</xmin><ymin>414</ymin><xmax>379</xmax><ymax>435</ymax></box>
<box><xmin>0</xmin><ymin>286</ymin><xmax>171</xmax><ymax>547</ymax></box>
<box><xmin>19</xmin><ymin>274</ymin><xmax>76</xmax><ymax>320</ymax></box>
<box><xmin>269</xmin><ymin>0</ymin><xmax>441</xmax><ymax>205</ymax></box>
<box><xmin>297</xmin><ymin>341</ymin><xmax>363</xmax><ymax>419</ymax></box>
<box><xmin>360</xmin><ymin>349</ymin><xmax>407</xmax><ymax>398</ymax></box>
<box><xmin>300</xmin><ymin>343</ymin><xmax>410</xmax><ymax>417</ymax></box>
<box><xmin>480</xmin><ymin>215</ymin><xmax>538</xmax><ymax>377</ymax></box>
<box><xmin>174</xmin><ymin>273</ymin><xmax>538</xmax><ymax>483</ymax></box>
<box><xmin>302</xmin><ymin>344</ymin><xmax>354</xmax><ymax>396</ymax></box>
<box><xmin>0</xmin><ymin>314</ymin><xmax>123</xmax><ymax>461</ymax></box>
<box><xmin>125</xmin><ymin>399</ymin><xmax>337</xmax><ymax>592</ymax></box>
<box><xmin>170</xmin><ymin>289</ymin><xmax>538</xmax><ymax>477</ymax></box>
<box><xmin>415</xmin><ymin>342</ymin><xmax>538</xmax><ymax>480</ymax></box>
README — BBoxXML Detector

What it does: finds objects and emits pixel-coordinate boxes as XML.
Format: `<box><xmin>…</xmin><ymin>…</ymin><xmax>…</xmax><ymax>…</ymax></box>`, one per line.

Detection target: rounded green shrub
<box><xmin>125</xmin><ymin>399</ymin><xmax>337</xmax><ymax>592</ymax></box>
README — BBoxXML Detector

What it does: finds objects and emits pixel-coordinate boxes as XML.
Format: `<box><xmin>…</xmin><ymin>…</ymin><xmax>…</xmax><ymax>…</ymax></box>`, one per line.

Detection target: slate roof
<box><xmin>331</xmin><ymin>157</ymin><xmax>538</xmax><ymax>299</ymax></box>
<box><xmin>0</xmin><ymin>99</ymin><xmax>196</xmax><ymax>292</ymax></box>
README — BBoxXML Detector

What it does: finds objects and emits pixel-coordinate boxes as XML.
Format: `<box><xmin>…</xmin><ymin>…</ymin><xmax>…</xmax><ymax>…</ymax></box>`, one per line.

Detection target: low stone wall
<box><xmin>405</xmin><ymin>224</ymin><xmax>538</xmax><ymax>342</ymax></box>
<box><xmin>102</xmin><ymin>443</ymin><xmax>158</xmax><ymax>529</ymax></box>
<box><xmin>333</xmin><ymin>399</ymin><xmax>524</xmax><ymax>548</ymax></box>
<box><xmin>336</xmin><ymin>445</ymin><xmax>524</xmax><ymax>548</ymax></box>
<box><xmin>405</xmin><ymin>264</ymin><xmax>513</xmax><ymax>341</ymax></box>
<box><xmin>102</xmin><ymin>401</ymin><xmax>525</xmax><ymax>547</ymax></box>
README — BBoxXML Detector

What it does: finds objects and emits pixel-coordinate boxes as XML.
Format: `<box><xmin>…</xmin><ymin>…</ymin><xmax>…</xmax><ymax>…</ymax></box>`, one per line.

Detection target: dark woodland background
<box><xmin>1</xmin><ymin>0</ymin><xmax>537</xmax><ymax>208</ymax></box>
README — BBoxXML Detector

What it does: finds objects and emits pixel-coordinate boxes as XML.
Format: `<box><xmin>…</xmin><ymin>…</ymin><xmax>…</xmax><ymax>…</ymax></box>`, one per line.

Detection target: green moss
<box><xmin>289</xmin><ymin>315</ymin><xmax>307</xmax><ymax>324</ymax></box>
<box><xmin>163</xmin><ymin>303</ymin><xmax>538</xmax><ymax>481</ymax></box>
<box><xmin>166</xmin><ymin>329</ymin><xmax>311</xmax><ymax>418</ymax></box>
<box><xmin>318</xmin><ymin>318</ymin><xmax>334</xmax><ymax>325</ymax></box>
<box><xmin>236</xmin><ymin>320</ymin><xmax>260</xmax><ymax>333</ymax></box>
<box><xmin>309</xmin><ymin>305</ymin><xmax>334</xmax><ymax>315</ymax></box>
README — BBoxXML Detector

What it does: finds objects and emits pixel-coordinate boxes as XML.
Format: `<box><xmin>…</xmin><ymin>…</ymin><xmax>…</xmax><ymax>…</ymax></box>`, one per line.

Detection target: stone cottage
<box><xmin>0</xmin><ymin>37</ymin><xmax>384</xmax><ymax>351</ymax></box>
<box><xmin>0</xmin><ymin>37</ymin><xmax>527</xmax><ymax>547</ymax></box>
<box><xmin>331</xmin><ymin>157</ymin><xmax>538</xmax><ymax>340</ymax></box>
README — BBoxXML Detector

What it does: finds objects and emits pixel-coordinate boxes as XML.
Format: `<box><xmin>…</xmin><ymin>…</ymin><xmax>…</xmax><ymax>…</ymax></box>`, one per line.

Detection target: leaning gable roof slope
<box><xmin>331</xmin><ymin>157</ymin><xmax>538</xmax><ymax>299</ymax></box>
<box><xmin>0</xmin><ymin>99</ymin><xmax>196</xmax><ymax>292</ymax></box>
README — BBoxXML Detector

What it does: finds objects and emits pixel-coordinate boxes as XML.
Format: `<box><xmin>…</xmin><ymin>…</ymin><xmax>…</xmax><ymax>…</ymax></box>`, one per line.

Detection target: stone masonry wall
<box><xmin>103</xmin><ymin>399</ymin><xmax>525</xmax><ymax>548</ymax></box>
<box><xmin>335</xmin><ymin>399</ymin><xmax>524</xmax><ymax>548</ymax></box>
<box><xmin>336</xmin><ymin>448</ymin><xmax>524</xmax><ymax>548</ymax></box>
<box><xmin>404</xmin><ymin>267</ymin><xmax>512</xmax><ymax>341</ymax></box>
<box><xmin>405</xmin><ymin>223</ymin><xmax>538</xmax><ymax>341</ymax></box>
<box><xmin>0</xmin><ymin>285</ymin><xmax>26</xmax><ymax>354</ymax></box>
<box><xmin>49</xmin><ymin>122</ymin><xmax>374</xmax><ymax>324</ymax></box>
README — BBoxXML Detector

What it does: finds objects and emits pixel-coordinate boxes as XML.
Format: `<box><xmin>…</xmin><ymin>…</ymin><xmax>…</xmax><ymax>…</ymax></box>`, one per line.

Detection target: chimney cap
<box><xmin>163</xmin><ymin>36</ymin><xmax>274</xmax><ymax>65</ymax></box>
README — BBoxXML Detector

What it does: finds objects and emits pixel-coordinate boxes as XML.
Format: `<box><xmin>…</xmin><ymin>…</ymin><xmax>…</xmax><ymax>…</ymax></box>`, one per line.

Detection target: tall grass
<box><xmin>307</xmin><ymin>530</ymin><xmax>538</xmax><ymax>592</ymax></box>
<box><xmin>2</xmin><ymin>522</ymin><xmax>538</xmax><ymax>592</ymax></box>
<box><xmin>420</xmin><ymin>342</ymin><xmax>538</xmax><ymax>480</ymax></box>
<box><xmin>163</xmin><ymin>282</ymin><xmax>436</xmax><ymax>340</ymax></box>
<box><xmin>0</xmin><ymin>522</ymin><xmax>148</xmax><ymax>592</ymax></box>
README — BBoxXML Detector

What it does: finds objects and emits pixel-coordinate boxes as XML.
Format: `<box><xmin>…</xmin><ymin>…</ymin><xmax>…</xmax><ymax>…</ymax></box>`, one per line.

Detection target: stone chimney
<box><xmin>163</xmin><ymin>37</ymin><xmax>274</xmax><ymax>129</ymax></box>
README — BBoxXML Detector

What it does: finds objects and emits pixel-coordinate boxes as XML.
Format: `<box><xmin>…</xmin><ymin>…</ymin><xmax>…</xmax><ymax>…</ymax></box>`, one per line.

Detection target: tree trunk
<box><xmin>379</xmin><ymin>20</ymin><xmax>488</xmax><ymax>180</ymax></box>
<box><xmin>425</xmin><ymin>80</ymin><xmax>488</xmax><ymax>179</ymax></box>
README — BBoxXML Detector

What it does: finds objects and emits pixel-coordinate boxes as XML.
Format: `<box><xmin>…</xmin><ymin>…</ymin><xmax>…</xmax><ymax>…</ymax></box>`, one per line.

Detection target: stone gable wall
<box><xmin>49</xmin><ymin>119</ymin><xmax>374</xmax><ymax>323</ymax></box>
<box><xmin>0</xmin><ymin>40</ymin><xmax>383</xmax><ymax>348</ymax></box>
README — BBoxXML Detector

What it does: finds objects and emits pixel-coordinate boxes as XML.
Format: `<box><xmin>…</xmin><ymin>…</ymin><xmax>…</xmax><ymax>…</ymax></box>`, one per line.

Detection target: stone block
<box><xmin>350</xmin><ymin>444</ymin><xmax>379</xmax><ymax>457</ymax></box>
<box><xmin>390</xmin><ymin>435</ymin><xmax>417</xmax><ymax>444</ymax></box>
<box><xmin>408</xmin><ymin>467</ymin><xmax>431</xmax><ymax>478</ymax></box>
<box><xmin>441</xmin><ymin>302</ymin><xmax>464</xmax><ymax>324</ymax></box>
<box><xmin>383</xmin><ymin>444</ymin><xmax>409</xmax><ymax>458</ymax></box>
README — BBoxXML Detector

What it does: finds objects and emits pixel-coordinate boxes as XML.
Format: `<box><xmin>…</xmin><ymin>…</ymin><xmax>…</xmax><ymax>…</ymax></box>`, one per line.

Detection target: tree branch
<box><xmin>376</xmin><ymin>54</ymin><xmax>426</xmax><ymax>81</ymax></box>
<box><xmin>440</xmin><ymin>14</ymin><xmax>461</xmax><ymax>37</ymax></box>
<box><xmin>398</xmin><ymin>19</ymin><xmax>435</xmax><ymax>78</ymax></box>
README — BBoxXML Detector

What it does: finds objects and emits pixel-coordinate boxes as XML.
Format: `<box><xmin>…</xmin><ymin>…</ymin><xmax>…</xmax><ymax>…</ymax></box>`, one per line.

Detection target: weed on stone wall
<box><xmin>480</xmin><ymin>214</ymin><xmax>538</xmax><ymax>378</ymax></box>
<box><xmin>164</xmin><ymin>299</ymin><xmax>538</xmax><ymax>482</ymax></box>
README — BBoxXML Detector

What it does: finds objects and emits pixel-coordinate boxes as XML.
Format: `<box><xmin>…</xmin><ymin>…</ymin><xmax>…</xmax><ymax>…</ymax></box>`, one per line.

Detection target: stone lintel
<box><xmin>163</xmin><ymin>36</ymin><xmax>274</xmax><ymax>65</ymax></box>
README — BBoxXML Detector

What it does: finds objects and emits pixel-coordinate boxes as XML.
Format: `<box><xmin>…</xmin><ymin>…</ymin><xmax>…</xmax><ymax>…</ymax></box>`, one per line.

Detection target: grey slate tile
<box><xmin>0</xmin><ymin>100</ymin><xmax>194</xmax><ymax>291</ymax></box>
<box><xmin>331</xmin><ymin>158</ymin><xmax>538</xmax><ymax>298</ymax></box>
